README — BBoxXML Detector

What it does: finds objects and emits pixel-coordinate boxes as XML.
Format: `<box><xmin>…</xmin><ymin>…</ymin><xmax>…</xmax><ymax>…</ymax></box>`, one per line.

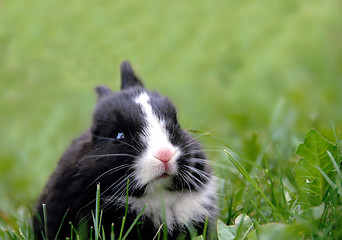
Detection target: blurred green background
<box><xmin>0</xmin><ymin>0</ymin><xmax>341</xmax><ymax>226</ymax></box>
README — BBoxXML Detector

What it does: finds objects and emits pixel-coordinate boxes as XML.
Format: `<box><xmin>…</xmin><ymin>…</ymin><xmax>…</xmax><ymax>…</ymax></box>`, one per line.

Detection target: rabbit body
<box><xmin>34</xmin><ymin>62</ymin><xmax>216</xmax><ymax>240</ymax></box>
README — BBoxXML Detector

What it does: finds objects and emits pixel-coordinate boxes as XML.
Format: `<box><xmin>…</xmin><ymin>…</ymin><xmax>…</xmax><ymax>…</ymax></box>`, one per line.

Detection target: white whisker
<box><xmin>85</xmin><ymin>164</ymin><xmax>131</xmax><ymax>189</ymax></box>
<box><xmin>179</xmin><ymin>169</ymin><xmax>201</xmax><ymax>191</ymax></box>
<box><xmin>184</xmin><ymin>165</ymin><xmax>211</xmax><ymax>181</ymax></box>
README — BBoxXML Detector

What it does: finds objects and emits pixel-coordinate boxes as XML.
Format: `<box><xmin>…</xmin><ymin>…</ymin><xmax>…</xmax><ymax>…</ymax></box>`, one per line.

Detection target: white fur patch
<box><xmin>134</xmin><ymin>93</ymin><xmax>180</xmax><ymax>187</ymax></box>
<box><xmin>126</xmin><ymin>176</ymin><xmax>217</xmax><ymax>232</ymax></box>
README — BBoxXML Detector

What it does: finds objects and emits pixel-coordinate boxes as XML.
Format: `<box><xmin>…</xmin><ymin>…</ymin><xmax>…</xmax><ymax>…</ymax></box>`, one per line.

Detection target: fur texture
<box><xmin>33</xmin><ymin>61</ymin><xmax>217</xmax><ymax>240</ymax></box>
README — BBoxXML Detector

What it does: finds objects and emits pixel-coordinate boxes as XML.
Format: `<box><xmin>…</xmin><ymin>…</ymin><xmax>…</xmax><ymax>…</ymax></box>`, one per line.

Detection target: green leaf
<box><xmin>296</xmin><ymin>203</ymin><xmax>325</xmax><ymax>222</ymax></box>
<box><xmin>217</xmin><ymin>215</ymin><xmax>253</xmax><ymax>240</ymax></box>
<box><xmin>217</xmin><ymin>220</ymin><xmax>236</xmax><ymax>240</ymax></box>
<box><xmin>247</xmin><ymin>223</ymin><xmax>309</xmax><ymax>240</ymax></box>
<box><xmin>234</xmin><ymin>214</ymin><xmax>253</xmax><ymax>240</ymax></box>
<box><xmin>295</xmin><ymin>129</ymin><xmax>340</xmax><ymax>207</ymax></box>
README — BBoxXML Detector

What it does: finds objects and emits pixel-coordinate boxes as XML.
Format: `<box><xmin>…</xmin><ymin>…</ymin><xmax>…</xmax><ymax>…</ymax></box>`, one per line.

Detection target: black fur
<box><xmin>33</xmin><ymin>61</ymin><xmax>215</xmax><ymax>240</ymax></box>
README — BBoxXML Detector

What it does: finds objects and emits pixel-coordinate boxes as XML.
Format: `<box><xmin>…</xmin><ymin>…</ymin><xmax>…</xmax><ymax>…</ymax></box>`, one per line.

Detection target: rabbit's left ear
<box><xmin>95</xmin><ymin>85</ymin><xmax>112</xmax><ymax>99</ymax></box>
<box><xmin>120</xmin><ymin>61</ymin><xmax>144</xmax><ymax>90</ymax></box>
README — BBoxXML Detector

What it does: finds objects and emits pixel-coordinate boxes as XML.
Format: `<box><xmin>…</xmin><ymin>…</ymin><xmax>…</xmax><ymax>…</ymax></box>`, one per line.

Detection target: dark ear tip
<box><xmin>119</xmin><ymin>60</ymin><xmax>144</xmax><ymax>89</ymax></box>
<box><xmin>95</xmin><ymin>85</ymin><xmax>112</xmax><ymax>98</ymax></box>
<box><xmin>120</xmin><ymin>60</ymin><xmax>133</xmax><ymax>74</ymax></box>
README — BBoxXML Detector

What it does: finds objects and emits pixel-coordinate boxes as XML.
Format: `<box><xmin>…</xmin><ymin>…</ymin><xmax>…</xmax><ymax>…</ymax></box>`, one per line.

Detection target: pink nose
<box><xmin>155</xmin><ymin>148</ymin><xmax>174</xmax><ymax>163</ymax></box>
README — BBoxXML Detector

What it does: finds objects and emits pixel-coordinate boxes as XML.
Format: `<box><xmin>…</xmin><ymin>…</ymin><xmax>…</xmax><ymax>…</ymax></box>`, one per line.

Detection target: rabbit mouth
<box><xmin>157</xmin><ymin>173</ymin><xmax>169</xmax><ymax>179</ymax></box>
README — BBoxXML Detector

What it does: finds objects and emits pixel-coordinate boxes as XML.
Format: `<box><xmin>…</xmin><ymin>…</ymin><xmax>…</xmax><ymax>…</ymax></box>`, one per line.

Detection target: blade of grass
<box><xmin>246</xmin><ymin>192</ymin><xmax>268</xmax><ymax>223</ymax></box>
<box><xmin>203</xmin><ymin>215</ymin><xmax>208</xmax><ymax>240</ymax></box>
<box><xmin>327</xmin><ymin>150</ymin><xmax>342</xmax><ymax>180</ymax></box>
<box><xmin>119</xmin><ymin>179</ymin><xmax>130</xmax><ymax>240</ymax></box>
<box><xmin>137</xmin><ymin>224</ymin><xmax>142</xmax><ymax>240</ymax></box>
<box><xmin>111</xmin><ymin>223</ymin><xmax>115</xmax><ymax>240</ymax></box>
<box><xmin>315</xmin><ymin>164</ymin><xmax>342</xmax><ymax>196</ymax></box>
<box><xmin>93</xmin><ymin>184</ymin><xmax>101</xmax><ymax>240</ymax></box>
<box><xmin>69</xmin><ymin>222</ymin><xmax>79</xmax><ymax>240</ymax></box>
<box><xmin>158</xmin><ymin>188</ymin><xmax>168</xmax><ymax>240</ymax></box>
<box><xmin>54</xmin><ymin>209</ymin><xmax>69</xmax><ymax>240</ymax></box>
<box><xmin>18</xmin><ymin>228</ymin><xmax>25</xmax><ymax>239</ymax></box>
<box><xmin>279</xmin><ymin>169</ymin><xmax>289</xmax><ymax>217</ymax></box>
<box><xmin>331</xmin><ymin>124</ymin><xmax>341</xmax><ymax>162</ymax></box>
<box><xmin>71</xmin><ymin>223</ymin><xmax>74</xmax><ymax>240</ymax></box>
<box><xmin>152</xmin><ymin>224</ymin><xmax>163</xmax><ymax>240</ymax></box>
<box><xmin>119</xmin><ymin>217</ymin><xmax>126</xmax><ymax>240</ymax></box>
<box><xmin>99</xmin><ymin>210</ymin><xmax>103</xmax><ymax>238</ymax></box>
<box><xmin>121</xmin><ymin>204</ymin><xmax>147</xmax><ymax>240</ymax></box>
<box><xmin>10</xmin><ymin>230</ymin><xmax>21</xmax><ymax>240</ymax></box>
<box><xmin>263</xmin><ymin>155</ymin><xmax>278</xmax><ymax>221</ymax></box>
<box><xmin>102</xmin><ymin>225</ymin><xmax>106</xmax><ymax>240</ymax></box>
<box><xmin>42</xmin><ymin>204</ymin><xmax>48</xmax><ymax>240</ymax></box>
<box><xmin>33</xmin><ymin>210</ymin><xmax>45</xmax><ymax>240</ymax></box>
<box><xmin>225</xmin><ymin>150</ymin><xmax>276</xmax><ymax>211</ymax></box>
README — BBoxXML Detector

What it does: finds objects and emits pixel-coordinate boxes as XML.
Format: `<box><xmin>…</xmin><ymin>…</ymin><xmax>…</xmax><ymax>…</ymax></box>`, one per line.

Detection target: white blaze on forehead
<box><xmin>135</xmin><ymin>93</ymin><xmax>158</xmax><ymax>128</ymax></box>
<box><xmin>134</xmin><ymin>92</ymin><xmax>172</xmax><ymax>151</ymax></box>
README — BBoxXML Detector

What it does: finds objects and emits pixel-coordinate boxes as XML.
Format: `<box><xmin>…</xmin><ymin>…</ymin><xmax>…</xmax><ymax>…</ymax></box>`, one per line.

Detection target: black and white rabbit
<box><xmin>33</xmin><ymin>61</ymin><xmax>217</xmax><ymax>240</ymax></box>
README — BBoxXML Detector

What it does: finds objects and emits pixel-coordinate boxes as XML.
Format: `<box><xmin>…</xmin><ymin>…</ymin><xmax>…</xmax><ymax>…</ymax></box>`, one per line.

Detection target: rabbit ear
<box><xmin>95</xmin><ymin>85</ymin><xmax>112</xmax><ymax>99</ymax></box>
<box><xmin>120</xmin><ymin>61</ymin><xmax>144</xmax><ymax>90</ymax></box>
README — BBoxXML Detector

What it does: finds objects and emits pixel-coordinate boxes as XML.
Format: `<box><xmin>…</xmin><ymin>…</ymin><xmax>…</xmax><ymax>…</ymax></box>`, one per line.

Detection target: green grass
<box><xmin>1</xmin><ymin>0</ymin><xmax>342</xmax><ymax>239</ymax></box>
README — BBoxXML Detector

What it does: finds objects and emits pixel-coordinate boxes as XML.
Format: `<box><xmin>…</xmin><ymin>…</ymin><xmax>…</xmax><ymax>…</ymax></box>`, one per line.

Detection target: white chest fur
<box><xmin>125</xmin><ymin>176</ymin><xmax>216</xmax><ymax>232</ymax></box>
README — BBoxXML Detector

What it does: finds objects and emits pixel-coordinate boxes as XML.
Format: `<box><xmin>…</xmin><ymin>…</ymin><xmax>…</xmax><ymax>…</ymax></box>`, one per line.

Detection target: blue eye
<box><xmin>116</xmin><ymin>132</ymin><xmax>125</xmax><ymax>141</ymax></box>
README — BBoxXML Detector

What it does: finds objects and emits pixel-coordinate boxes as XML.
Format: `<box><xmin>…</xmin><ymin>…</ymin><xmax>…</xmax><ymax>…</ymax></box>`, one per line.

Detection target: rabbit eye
<box><xmin>114</xmin><ymin>132</ymin><xmax>125</xmax><ymax>142</ymax></box>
